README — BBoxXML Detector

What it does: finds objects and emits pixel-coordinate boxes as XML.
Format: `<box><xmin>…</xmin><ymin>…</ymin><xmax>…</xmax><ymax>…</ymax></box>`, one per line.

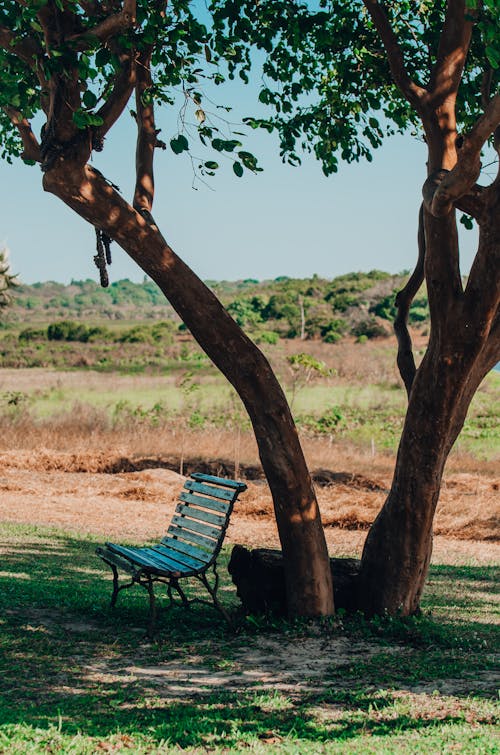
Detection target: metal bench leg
<box><xmin>146</xmin><ymin>576</ymin><xmax>157</xmax><ymax>637</ymax></box>
<box><xmin>198</xmin><ymin>565</ymin><xmax>232</xmax><ymax>625</ymax></box>
<box><xmin>110</xmin><ymin>565</ymin><xmax>120</xmax><ymax>607</ymax></box>
<box><xmin>171</xmin><ymin>578</ymin><xmax>190</xmax><ymax>608</ymax></box>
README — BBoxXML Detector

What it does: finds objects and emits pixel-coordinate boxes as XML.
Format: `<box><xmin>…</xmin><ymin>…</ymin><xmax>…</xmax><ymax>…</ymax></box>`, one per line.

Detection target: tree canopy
<box><xmin>210</xmin><ymin>0</ymin><xmax>499</xmax><ymax>174</ymax></box>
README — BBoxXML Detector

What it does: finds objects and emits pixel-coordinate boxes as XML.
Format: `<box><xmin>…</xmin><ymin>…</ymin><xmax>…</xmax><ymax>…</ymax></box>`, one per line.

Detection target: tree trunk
<box><xmin>42</xmin><ymin>160</ymin><xmax>335</xmax><ymax>617</ymax></box>
<box><xmin>358</xmin><ymin>203</ymin><xmax>499</xmax><ymax>615</ymax></box>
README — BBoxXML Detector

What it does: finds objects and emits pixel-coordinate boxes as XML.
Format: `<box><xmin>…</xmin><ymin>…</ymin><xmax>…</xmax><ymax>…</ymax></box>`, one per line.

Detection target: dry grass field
<box><xmin>0</xmin><ymin>333</ymin><xmax>498</xmax><ymax>559</ymax></box>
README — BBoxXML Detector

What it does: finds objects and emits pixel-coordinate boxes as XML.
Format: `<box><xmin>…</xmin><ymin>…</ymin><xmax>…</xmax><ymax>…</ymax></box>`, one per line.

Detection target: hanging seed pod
<box><xmin>94</xmin><ymin>229</ymin><xmax>110</xmax><ymax>288</ymax></box>
<box><xmin>102</xmin><ymin>232</ymin><xmax>113</xmax><ymax>265</ymax></box>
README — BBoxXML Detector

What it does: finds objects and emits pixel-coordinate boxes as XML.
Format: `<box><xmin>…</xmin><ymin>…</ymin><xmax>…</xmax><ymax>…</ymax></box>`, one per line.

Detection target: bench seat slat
<box><xmin>191</xmin><ymin>472</ymin><xmax>248</xmax><ymax>491</ymax></box>
<box><xmin>175</xmin><ymin>503</ymin><xmax>226</xmax><ymax>527</ymax></box>
<box><xmin>107</xmin><ymin>543</ymin><xmax>192</xmax><ymax>576</ymax></box>
<box><xmin>161</xmin><ymin>536</ymin><xmax>212</xmax><ymax>565</ymax></box>
<box><xmin>135</xmin><ymin>547</ymin><xmax>197</xmax><ymax>575</ymax></box>
<box><xmin>184</xmin><ymin>480</ymin><xmax>235</xmax><ymax>501</ymax></box>
<box><xmin>96</xmin><ymin>546</ymin><xmax>138</xmax><ymax>576</ymax></box>
<box><xmin>170</xmin><ymin>514</ymin><xmax>221</xmax><ymax>539</ymax></box>
<box><xmin>149</xmin><ymin>544</ymin><xmax>205</xmax><ymax>571</ymax></box>
<box><xmin>179</xmin><ymin>491</ymin><xmax>231</xmax><ymax>514</ymax></box>
<box><xmin>164</xmin><ymin>525</ymin><xmax>216</xmax><ymax>550</ymax></box>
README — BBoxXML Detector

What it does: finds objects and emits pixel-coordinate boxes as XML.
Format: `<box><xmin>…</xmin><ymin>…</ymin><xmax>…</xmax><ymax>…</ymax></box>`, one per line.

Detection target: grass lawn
<box><xmin>0</xmin><ymin>522</ymin><xmax>498</xmax><ymax>753</ymax></box>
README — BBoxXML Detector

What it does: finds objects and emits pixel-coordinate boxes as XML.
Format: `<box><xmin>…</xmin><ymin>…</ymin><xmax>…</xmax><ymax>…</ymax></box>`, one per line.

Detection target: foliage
<box><xmin>352</xmin><ymin>318</ymin><xmax>388</xmax><ymax>340</ymax></box>
<box><xmin>0</xmin><ymin>0</ymin><xmax>262</xmax><ymax>178</ymax></box>
<box><xmin>5</xmin><ymin>272</ymin><xmax>430</xmax><ymax>342</ymax></box>
<box><xmin>210</xmin><ymin>1</ymin><xmax>499</xmax><ymax>174</ymax></box>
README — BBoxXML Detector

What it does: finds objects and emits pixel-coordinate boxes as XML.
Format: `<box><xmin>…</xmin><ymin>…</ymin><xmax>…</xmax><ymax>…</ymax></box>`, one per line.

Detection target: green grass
<box><xmin>0</xmin><ymin>522</ymin><xmax>498</xmax><ymax>753</ymax></box>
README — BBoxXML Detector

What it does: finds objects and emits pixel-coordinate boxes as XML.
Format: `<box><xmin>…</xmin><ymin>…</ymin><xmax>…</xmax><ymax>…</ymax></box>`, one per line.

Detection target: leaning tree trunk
<box><xmin>42</xmin><ymin>159</ymin><xmax>334</xmax><ymax>618</ymax></box>
<box><xmin>358</xmin><ymin>193</ymin><xmax>499</xmax><ymax>616</ymax></box>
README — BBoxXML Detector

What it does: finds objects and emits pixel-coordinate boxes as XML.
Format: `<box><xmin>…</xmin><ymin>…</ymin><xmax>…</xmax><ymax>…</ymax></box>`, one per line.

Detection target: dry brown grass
<box><xmin>0</xmin><ymin>432</ymin><xmax>497</xmax><ymax>547</ymax></box>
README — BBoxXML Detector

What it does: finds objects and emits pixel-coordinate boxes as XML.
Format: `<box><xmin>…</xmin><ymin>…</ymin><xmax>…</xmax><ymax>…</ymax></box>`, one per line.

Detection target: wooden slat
<box><xmin>107</xmin><ymin>543</ymin><xmax>166</xmax><ymax>572</ymax></box>
<box><xmin>170</xmin><ymin>514</ymin><xmax>221</xmax><ymax>539</ymax></box>
<box><xmin>161</xmin><ymin>536</ymin><xmax>212</xmax><ymax>565</ymax></box>
<box><xmin>107</xmin><ymin>543</ymin><xmax>190</xmax><ymax>575</ymax></box>
<box><xmin>176</xmin><ymin>503</ymin><xmax>226</xmax><ymax>527</ymax></box>
<box><xmin>164</xmin><ymin>526</ymin><xmax>216</xmax><ymax>550</ymax></box>
<box><xmin>151</xmin><ymin>543</ymin><xmax>206</xmax><ymax>571</ymax></box>
<box><xmin>191</xmin><ymin>472</ymin><xmax>247</xmax><ymax>491</ymax></box>
<box><xmin>96</xmin><ymin>546</ymin><xmax>137</xmax><ymax>576</ymax></box>
<box><xmin>184</xmin><ymin>480</ymin><xmax>235</xmax><ymax>501</ymax></box>
<box><xmin>137</xmin><ymin>547</ymin><xmax>195</xmax><ymax>575</ymax></box>
<box><xmin>179</xmin><ymin>490</ymin><xmax>230</xmax><ymax>514</ymax></box>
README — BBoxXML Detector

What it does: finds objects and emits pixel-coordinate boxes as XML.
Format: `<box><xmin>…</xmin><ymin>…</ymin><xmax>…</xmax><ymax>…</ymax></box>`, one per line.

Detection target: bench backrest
<box><xmin>161</xmin><ymin>472</ymin><xmax>247</xmax><ymax>570</ymax></box>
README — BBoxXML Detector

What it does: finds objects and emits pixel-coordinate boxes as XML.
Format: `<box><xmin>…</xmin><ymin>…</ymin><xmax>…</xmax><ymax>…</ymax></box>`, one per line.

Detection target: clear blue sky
<box><xmin>1</xmin><ymin>89</ymin><xmax>479</xmax><ymax>285</ymax></box>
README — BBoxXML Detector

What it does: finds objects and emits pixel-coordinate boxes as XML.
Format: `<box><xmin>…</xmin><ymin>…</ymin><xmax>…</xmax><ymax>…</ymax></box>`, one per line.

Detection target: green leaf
<box><xmin>82</xmin><ymin>90</ymin><xmax>97</xmax><ymax>108</ymax></box>
<box><xmin>460</xmin><ymin>214</ymin><xmax>474</xmax><ymax>230</ymax></box>
<box><xmin>72</xmin><ymin>110</ymin><xmax>103</xmax><ymax>129</ymax></box>
<box><xmin>204</xmin><ymin>160</ymin><xmax>219</xmax><ymax>170</ymax></box>
<box><xmin>233</xmin><ymin>161</ymin><xmax>243</xmax><ymax>177</ymax></box>
<box><xmin>170</xmin><ymin>134</ymin><xmax>189</xmax><ymax>154</ymax></box>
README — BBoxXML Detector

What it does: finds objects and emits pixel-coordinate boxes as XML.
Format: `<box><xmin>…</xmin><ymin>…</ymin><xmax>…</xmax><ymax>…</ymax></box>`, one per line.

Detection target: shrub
<box><xmin>151</xmin><ymin>320</ymin><xmax>175</xmax><ymax>343</ymax></box>
<box><xmin>116</xmin><ymin>326</ymin><xmax>153</xmax><ymax>343</ymax></box>
<box><xmin>86</xmin><ymin>326</ymin><xmax>113</xmax><ymax>342</ymax></box>
<box><xmin>320</xmin><ymin>318</ymin><xmax>347</xmax><ymax>343</ymax></box>
<box><xmin>47</xmin><ymin>320</ymin><xmax>90</xmax><ymax>342</ymax></box>
<box><xmin>256</xmin><ymin>330</ymin><xmax>279</xmax><ymax>345</ymax></box>
<box><xmin>352</xmin><ymin>318</ymin><xmax>387</xmax><ymax>339</ymax></box>
<box><xmin>18</xmin><ymin>327</ymin><xmax>45</xmax><ymax>342</ymax></box>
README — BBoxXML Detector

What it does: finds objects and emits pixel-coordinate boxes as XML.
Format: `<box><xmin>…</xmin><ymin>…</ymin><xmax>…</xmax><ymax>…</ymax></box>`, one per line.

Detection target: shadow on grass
<box><xmin>0</xmin><ymin>523</ymin><xmax>498</xmax><ymax>747</ymax></box>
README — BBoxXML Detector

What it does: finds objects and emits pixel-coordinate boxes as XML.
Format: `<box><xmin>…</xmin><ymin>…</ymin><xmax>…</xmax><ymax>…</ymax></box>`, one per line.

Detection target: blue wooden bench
<box><xmin>96</xmin><ymin>472</ymin><xmax>247</xmax><ymax>634</ymax></box>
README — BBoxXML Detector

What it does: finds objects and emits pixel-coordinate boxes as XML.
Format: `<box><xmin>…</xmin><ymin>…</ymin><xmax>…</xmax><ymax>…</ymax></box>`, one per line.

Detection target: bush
<box><xmin>256</xmin><ymin>330</ymin><xmax>279</xmax><ymax>345</ymax></box>
<box><xmin>370</xmin><ymin>293</ymin><xmax>397</xmax><ymax>321</ymax></box>
<box><xmin>116</xmin><ymin>326</ymin><xmax>153</xmax><ymax>343</ymax></box>
<box><xmin>47</xmin><ymin>321</ymin><xmax>90</xmax><ymax>342</ymax></box>
<box><xmin>86</xmin><ymin>326</ymin><xmax>113</xmax><ymax>342</ymax></box>
<box><xmin>352</xmin><ymin>318</ymin><xmax>387</xmax><ymax>339</ymax></box>
<box><xmin>18</xmin><ymin>327</ymin><xmax>45</xmax><ymax>342</ymax></box>
<box><xmin>151</xmin><ymin>320</ymin><xmax>175</xmax><ymax>343</ymax></box>
<box><xmin>320</xmin><ymin>318</ymin><xmax>347</xmax><ymax>343</ymax></box>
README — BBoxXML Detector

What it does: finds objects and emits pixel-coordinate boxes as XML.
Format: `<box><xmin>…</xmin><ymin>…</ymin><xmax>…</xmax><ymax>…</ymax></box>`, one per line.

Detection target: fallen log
<box><xmin>228</xmin><ymin>545</ymin><xmax>361</xmax><ymax>616</ymax></box>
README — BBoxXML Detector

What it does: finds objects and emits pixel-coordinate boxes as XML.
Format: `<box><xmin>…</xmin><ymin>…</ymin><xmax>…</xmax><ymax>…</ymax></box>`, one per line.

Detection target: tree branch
<box><xmin>0</xmin><ymin>25</ymin><xmax>43</xmax><ymax>68</ymax></box>
<box><xmin>453</xmin><ymin>184</ymin><xmax>487</xmax><ymax>220</ymax></box>
<box><xmin>394</xmin><ymin>204</ymin><xmax>425</xmax><ymax>398</ymax></box>
<box><xmin>481</xmin><ymin>68</ymin><xmax>493</xmax><ymax>110</ymax></box>
<box><xmin>362</xmin><ymin>0</ymin><xmax>426</xmax><ymax>110</ymax></box>
<box><xmin>68</xmin><ymin>0</ymin><xmax>137</xmax><ymax>49</ymax></box>
<box><xmin>427</xmin><ymin>0</ymin><xmax>474</xmax><ymax>109</ymax></box>
<box><xmin>2</xmin><ymin>107</ymin><xmax>41</xmax><ymax>162</ymax></box>
<box><xmin>93</xmin><ymin>53</ymin><xmax>136</xmax><ymax>146</ymax></box>
<box><xmin>133</xmin><ymin>49</ymin><xmax>166</xmax><ymax>219</ymax></box>
<box><xmin>424</xmin><ymin>94</ymin><xmax>500</xmax><ymax>217</ymax></box>
<box><xmin>464</xmin><ymin>133</ymin><xmax>500</xmax><ymax>318</ymax></box>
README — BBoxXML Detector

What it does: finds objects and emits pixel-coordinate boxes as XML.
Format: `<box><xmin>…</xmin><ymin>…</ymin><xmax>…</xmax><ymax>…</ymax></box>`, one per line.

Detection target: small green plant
<box><xmin>352</xmin><ymin>318</ymin><xmax>387</xmax><ymax>339</ymax></box>
<box><xmin>255</xmin><ymin>330</ymin><xmax>279</xmax><ymax>345</ymax></box>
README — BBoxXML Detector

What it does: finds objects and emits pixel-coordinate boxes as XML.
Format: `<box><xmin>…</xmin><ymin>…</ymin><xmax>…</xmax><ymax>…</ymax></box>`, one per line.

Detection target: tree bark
<box><xmin>42</xmin><ymin>159</ymin><xmax>335</xmax><ymax>618</ymax></box>
<box><xmin>358</xmin><ymin>0</ymin><xmax>499</xmax><ymax>617</ymax></box>
<box><xmin>358</xmin><ymin>199</ymin><xmax>499</xmax><ymax>615</ymax></box>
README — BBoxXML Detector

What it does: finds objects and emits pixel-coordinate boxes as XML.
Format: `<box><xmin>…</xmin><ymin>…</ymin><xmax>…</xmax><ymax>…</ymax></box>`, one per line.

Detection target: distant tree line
<box><xmin>10</xmin><ymin>271</ymin><xmax>430</xmax><ymax>343</ymax></box>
